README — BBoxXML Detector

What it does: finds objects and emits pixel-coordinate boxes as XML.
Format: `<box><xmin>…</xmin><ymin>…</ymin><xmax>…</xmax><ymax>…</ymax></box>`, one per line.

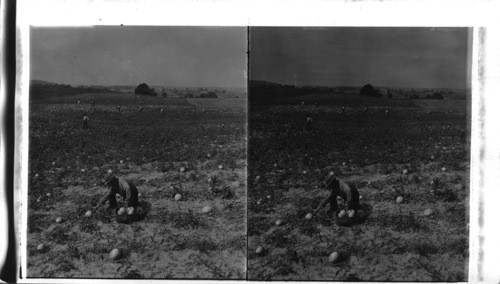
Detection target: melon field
<box><xmin>248</xmin><ymin>96</ymin><xmax>469</xmax><ymax>281</ymax></box>
<box><xmin>27</xmin><ymin>92</ymin><xmax>247</xmax><ymax>279</ymax></box>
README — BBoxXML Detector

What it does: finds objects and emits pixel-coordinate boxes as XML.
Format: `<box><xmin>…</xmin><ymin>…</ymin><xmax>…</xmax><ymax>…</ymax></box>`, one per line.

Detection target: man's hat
<box><xmin>325</xmin><ymin>173</ymin><xmax>337</xmax><ymax>186</ymax></box>
<box><xmin>104</xmin><ymin>170</ymin><xmax>116</xmax><ymax>185</ymax></box>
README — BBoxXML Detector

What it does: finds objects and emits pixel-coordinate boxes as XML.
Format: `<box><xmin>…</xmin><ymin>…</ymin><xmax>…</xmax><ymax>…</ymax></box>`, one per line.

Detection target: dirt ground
<box><xmin>27</xmin><ymin>95</ymin><xmax>247</xmax><ymax>279</ymax></box>
<box><xmin>247</xmin><ymin>101</ymin><xmax>469</xmax><ymax>281</ymax></box>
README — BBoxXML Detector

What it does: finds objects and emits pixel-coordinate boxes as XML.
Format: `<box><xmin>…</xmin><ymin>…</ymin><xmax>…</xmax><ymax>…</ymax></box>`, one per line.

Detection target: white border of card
<box><xmin>6</xmin><ymin>0</ymin><xmax>500</xmax><ymax>282</ymax></box>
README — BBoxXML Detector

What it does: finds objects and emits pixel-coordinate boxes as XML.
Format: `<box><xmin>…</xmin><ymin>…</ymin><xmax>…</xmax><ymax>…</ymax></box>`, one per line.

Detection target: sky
<box><xmin>30</xmin><ymin>26</ymin><xmax>247</xmax><ymax>88</ymax></box>
<box><xmin>249</xmin><ymin>27</ymin><xmax>470</xmax><ymax>89</ymax></box>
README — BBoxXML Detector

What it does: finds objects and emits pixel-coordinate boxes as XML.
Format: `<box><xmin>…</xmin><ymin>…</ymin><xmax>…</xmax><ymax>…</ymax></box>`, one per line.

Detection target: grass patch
<box><xmin>167</xmin><ymin>209</ymin><xmax>207</xmax><ymax>229</ymax></box>
<box><xmin>376</xmin><ymin>212</ymin><xmax>427</xmax><ymax>233</ymax></box>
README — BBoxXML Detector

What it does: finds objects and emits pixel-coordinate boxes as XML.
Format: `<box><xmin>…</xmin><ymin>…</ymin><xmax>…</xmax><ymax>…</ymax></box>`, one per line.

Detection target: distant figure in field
<box><xmin>160</xmin><ymin>108</ymin><xmax>165</xmax><ymax>116</ymax></box>
<box><xmin>91</xmin><ymin>101</ymin><xmax>95</xmax><ymax>107</ymax></box>
<box><xmin>82</xmin><ymin>113</ymin><xmax>90</xmax><ymax>130</ymax></box>
<box><xmin>315</xmin><ymin>101</ymin><xmax>319</xmax><ymax>108</ymax></box>
<box><xmin>93</xmin><ymin>172</ymin><xmax>139</xmax><ymax>213</ymax></box>
<box><xmin>116</xmin><ymin>105</ymin><xmax>121</xmax><ymax>113</ymax></box>
<box><xmin>139</xmin><ymin>106</ymin><xmax>143</xmax><ymax>112</ymax></box>
<box><xmin>306</xmin><ymin>114</ymin><xmax>313</xmax><ymax>130</ymax></box>
<box><xmin>77</xmin><ymin>101</ymin><xmax>81</xmax><ymax>105</ymax></box>
<box><xmin>301</xmin><ymin>101</ymin><xmax>305</xmax><ymax>106</ymax></box>
<box><xmin>312</xmin><ymin>175</ymin><xmax>360</xmax><ymax>217</ymax></box>
<box><xmin>385</xmin><ymin>109</ymin><xmax>389</xmax><ymax>116</ymax></box>
<box><xmin>341</xmin><ymin>106</ymin><xmax>346</xmax><ymax>114</ymax></box>
<box><xmin>363</xmin><ymin>107</ymin><xmax>367</xmax><ymax>113</ymax></box>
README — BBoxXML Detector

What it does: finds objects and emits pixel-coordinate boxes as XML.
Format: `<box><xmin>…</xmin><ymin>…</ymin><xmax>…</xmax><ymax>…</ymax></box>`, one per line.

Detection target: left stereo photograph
<box><xmin>26</xmin><ymin>26</ymin><xmax>248</xmax><ymax>279</ymax></box>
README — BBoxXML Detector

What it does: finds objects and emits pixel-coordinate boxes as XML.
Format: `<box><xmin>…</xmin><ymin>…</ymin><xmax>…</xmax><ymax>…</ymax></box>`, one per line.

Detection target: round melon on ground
<box><xmin>118</xmin><ymin>207</ymin><xmax>127</xmax><ymax>215</ymax></box>
<box><xmin>37</xmin><ymin>243</ymin><xmax>45</xmax><ymax>251</ymax></box>
<box><xmin>174</xmin><ymin>193</ymin><xmax>182</xmax><ymax>201</ymax></box>
<box><xmin>328</xmin><ymin>252</ymin><xmax>340</xmax><ymax>263</ymax></box>
<box><xmin>348</xmin><ymin>210</ymin><xmax>355</xmax><ymax>218</ymax></box>
<box><xmin>338</xmin><ymin>210</ymin><xmax>346</xmax><ymax>218</ymax></box>
<box><xmin>109</xmin><ymin>248</ymin><xmax>121</xmax><ymax>260</ymax></box>
<box><xmin>202</xmin><ymin>205</ymin><xmax>212</xmax><ymax>214</ymax></box>
<box><xmin>256</xmin><ymin>246</ymin><xmax>264</xmax><ymax>255</ymax></box>
<box><xmin>424</xmin><ymin>208</ymin><xmax>434</xmax><ymax>216</ymax></box>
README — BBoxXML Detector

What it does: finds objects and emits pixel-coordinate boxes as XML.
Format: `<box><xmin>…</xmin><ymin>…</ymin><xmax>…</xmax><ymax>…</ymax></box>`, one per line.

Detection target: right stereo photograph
<box><xmin>247</xmin><ymin>27</ymin><xmax>471</xmax><ymax>281</ymax></box>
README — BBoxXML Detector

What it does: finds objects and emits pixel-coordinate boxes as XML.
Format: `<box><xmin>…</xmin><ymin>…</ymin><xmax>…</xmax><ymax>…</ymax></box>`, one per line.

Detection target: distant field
<box><xmin>259</xmin><ymin>93</ymin><xmax>418</xmax><ymax>109</ymax></box>
<box><xmin>39</xmin><ymin>92</ymin><xmax>192</xmax><ymax>107</ymax></box>
<box><xmin>412</xmin><ymin>99</ymin><xmax>468</xmax><ymax>110</ymax></box>
<box><xmin>186</xmin><ymin>98</ymin><xmax>247</xmax><ymax>110</ymax></box>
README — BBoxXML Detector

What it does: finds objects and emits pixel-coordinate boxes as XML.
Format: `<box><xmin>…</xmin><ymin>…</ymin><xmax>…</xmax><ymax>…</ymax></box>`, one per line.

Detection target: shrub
<box><xmin>359</xmin><ymin>84</ymin><xmax>382</xmax><ymax>97</ymax></box>
<box><xmin>134</xmin><ymin>83</ymin><xmax>158</xmax><ymax>96</ymax></box>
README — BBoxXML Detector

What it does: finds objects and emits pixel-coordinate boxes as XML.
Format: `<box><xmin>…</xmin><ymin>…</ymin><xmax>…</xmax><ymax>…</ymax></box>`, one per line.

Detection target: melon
<box><xmin>424</xmin><ymin>208</ymin><xmax>434</xmax><ymax>216</ymax></box>
<box><xmin>396</xmin><ymin>196</ymin><xmax>404</xmax><ymax>204</ymax></box>
<box><xmin>174</xmin><ymin>193</ymin><xmax>182</xmax><ymax>201</ymax></box>
<box><xmin>55</xmin><ymin>217</ymin><xmax>63</xmax><ymax>223</ymax></box>
<box><xmin>127</xmin><ymin>207</ymin><xmax>135</xmax><ymax>215</ymax></box>
<box><xmin>120</xmin><ymin>160</ymin><xmax>123</xmax><ymax>164</ymax></box>
<box><xmin>37</xmin><ymin>243</ymin><xmax>45</xmax><ymax>251</ymax></box>
<box><xmin>109</xmin><ymin>248</ymin><xmax>121</xmax><ymax>260</ymax></box>
<box><xmin>118</xmin><ymin>207</ymin><xmax>127</xmax><ymax>215</ymax></box>
<box><xmin>342</xmin><ymin>162</ymin><xmax>346</xmax><ymax>166</ymax></box>
<box><xmin>34</xmin><ymin>174</ymin><xmax>39</xmax><ymax>179</ymax></box>
<box><xmin>81</xmin><ymin>168</ymin><xmax>86</xmax><ymax>172</ymax></box>
<box><xmin>256</xmin><ymin>200</ymin><xmax>262</xmax><ymax>205</ymax></box>
<box><xmin>402</xmin><ymin>169</ymin><xmax>408</xmax><ymax>175</ymax></box>
<box><xmin>256</xmin><ymin>246</ymin><xmax>264</xmax><ymax>254</ymax></box>
<box><xmin>36</xmin><ymin>197</ymin><xmax>42</xmax><ymax>203</ymax></box>
<box><xmin>202</xmin><ymin>205</ymin><xmax>212</xmax><ymax>214</ymax></box>
<box><xmin>180</xmin><ymin>167</ymin><xmax>186</xmax><ymax>172</ymax></box>
<box><xmin>338</xmin><ymin>210</ymin><xmax>346</xmax><ymax>218</ymax></box>
<box><xmin>46</xmin><ymin>193</ymin><xmax>51</xmax><ymax>197</ymax></box>
<box><xmin>85</xmin><ymin>211</ymin><xmax>92</xmax><ymax>217</ymax></box>
<box><xmin>218</xmin><ymin>165</ymin><xmax>223</xmax><ymax>170</ymax></box>
<box><xmin>275</xmin><ymin>219</ymin><xmax>283</xmax><ymax>226</ymax></box>
<box><xmin>267</xmin><ymin>195</ymin><xmax>272</xmax><ymax>199</ymax></box>
<box><xmin>328</xmin><ymin>252</ymin><xmax>340</xmax><ymax>263</ymax></box>
<box><xmin>348</xmin><ymin>210</ymin><xmax>355</xmax><ymax>218</ymax></box>
<box><xmin>329</xmin><ymin>171</ymin><xmax>334</xmax><ymax>176</ymax></box>
<box><xmin>441</xmin><ymin>167</ymin><xmax>446</xmax><ymax>172</ymax></box>
<box><xmin>305</xmin><ymin>213</ymin><xmax>313</xmax><ymax>220</ymax></box>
